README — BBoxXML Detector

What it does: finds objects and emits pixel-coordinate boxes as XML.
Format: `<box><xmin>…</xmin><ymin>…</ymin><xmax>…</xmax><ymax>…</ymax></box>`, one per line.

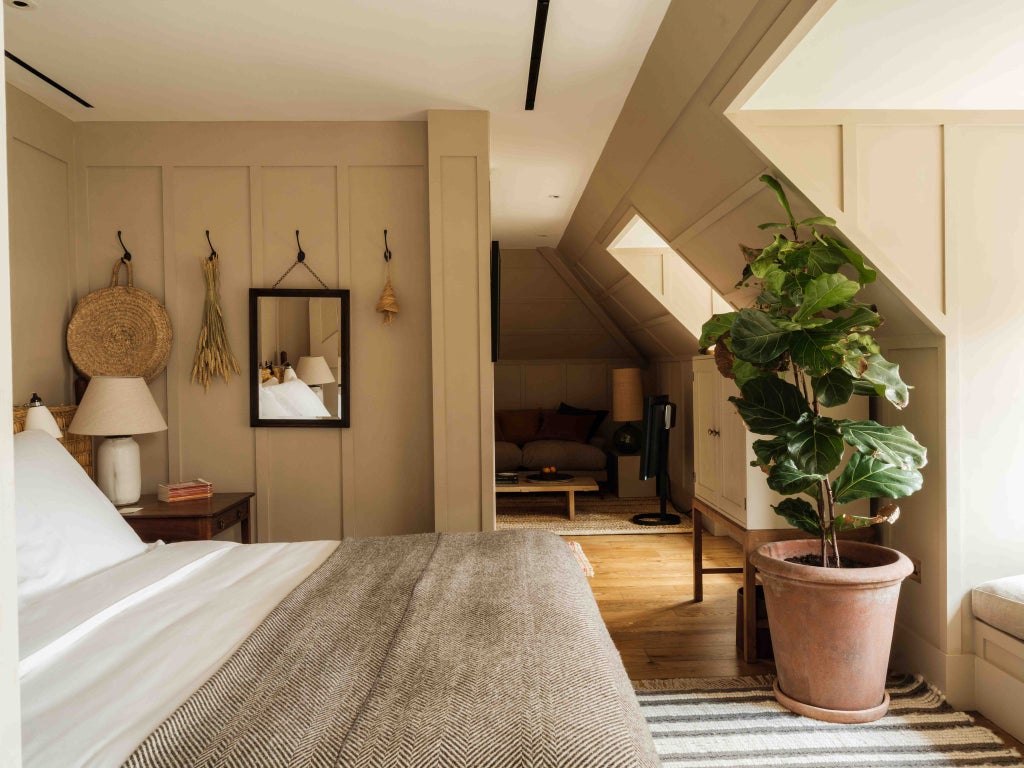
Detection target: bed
<box><xmin>14</xmin><ymin>428</ymin><xmax>658</xmax><ymax>767</ymax></box>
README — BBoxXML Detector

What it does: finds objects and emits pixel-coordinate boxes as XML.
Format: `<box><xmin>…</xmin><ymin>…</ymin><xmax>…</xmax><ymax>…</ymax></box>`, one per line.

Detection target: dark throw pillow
<box><xmin>557</xmin><ymin>402</ymin><xmax>609</xmax><ymax>442</ymax></box>
<box><xmin>537</xmin><ymin>410</ymin><xmax>597</xmax><ymax>444</ymax></box>
<box><xmin>495</xmin><ymin>408</ymin><xmax>542</xmax><ymax>446</ymax></box>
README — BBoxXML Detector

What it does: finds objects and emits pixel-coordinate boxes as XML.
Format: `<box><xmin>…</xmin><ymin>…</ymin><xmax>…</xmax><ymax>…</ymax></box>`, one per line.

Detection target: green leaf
<box><xmin>837</xmin><ymin>420</ymin><xmax>927</xmax><ymax>470</ymax></box>
<box><xmin>797</xmin><ymin>215</ymin><xmax>836</xmax><ymax>228</ymax></box>
<box><xmin>757</xmin><ymin>222</ymin><xmax>790</xmax><ymax>230</ymax></box>
<box><xmin>764</xmin><ymin>267</ymin><xmax>786</xmax><ymax>298</ymax></box>
<box><xmin>730</xmin><ymin>376</ymin><xmax>811</xmax><ymax>435</ymax></box>
<box><xmin>851</xmin><ymin>379</ymin><xmax>879</xmax><ymax>397</ymax></box>
<box><xmin>822</xmin><ymin>308</ymin><xmax>883</xmax><ymax>333</ymax></box>
<box><xmin>768</xmin><ymin>458</ymin><xmax>822</xmax><ymax>495</ymax></box>
<box><xmin>811</xmin><ymin>370</ymin><xmax>854</xmax><ymax>407</ymax></box>
<box><xmin>772</xmin><ymin>497</ymin><xmax>822</xmax><ymax>535</ymax></box>
<box><xmin>750</xmin><ymin>235</ymin><xmax>784</xmax><ymax>278</ymax></box>
<box><xmin>760</xmin><ymin>174</ymin><xmax>796</xmax><ymax>230</ymax></box>
<box><xmin>832</xmin><ymin>453</ymin><xmax>923</xmax><ymax>503</ymax></box>
<box><xmin>794</xmin><ymin>274</ymin><xmax>861</xmax><ymax>321</ymax></box>
<box><xmin>789</xmin><ymin>327</ymin><xmax>842</xmax><ymax>376</ymax></box>
<box><xmin>699</xmin><ymin>312</ymin><xmax>738</xmax><ymax>349</ymax></box>
<box><xmin>828</xmin><ymin>237</ymin><xmax>877</xmax><ymax>284</ymax></box>
<box><xmin>859</xmin><ymin>354</ymin><xmax>910</xmax><ymax>409</ymax></box>
<box><xmin>731</xmin><ymin>358</ymin><xmax>765</xmax><ymax>390</ymax></box>
<box><xmin>806</xmin><ymin>242</ymin><xmax>846</xmax><ymax>277</ymax></box>
<box><xmin>752</xmin><ymin>436</ymin><xmax>788</xmax><ymax>467</ymax></box>
<box><xmin>729</xmin><ymin>309</ymin><xmax>790</xmax><ymax>364</ymax></box>
<box><xmin>785</xmin><ymin>413</ymin><xmax>844</xmax><ymax>475</ymax></box>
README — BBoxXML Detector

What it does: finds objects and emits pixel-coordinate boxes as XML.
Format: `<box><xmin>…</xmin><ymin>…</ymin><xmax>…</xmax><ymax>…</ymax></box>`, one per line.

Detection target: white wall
<box><xmin>746</xmin><ymin>0</ymin><xmax>1024</xmax><ymax>110</ymax></box>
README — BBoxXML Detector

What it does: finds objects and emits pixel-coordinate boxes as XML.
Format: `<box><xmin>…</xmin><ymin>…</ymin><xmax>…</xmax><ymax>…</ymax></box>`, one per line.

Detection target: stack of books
<box><xmin>495</xmin><ymin>472</ymin><xmax>519</xmax><ymax>486</ymax></box>
<box><xmin>157</xmin><ymin>479</ymin><xmax>213</xmax><ymax>503</ymax></box>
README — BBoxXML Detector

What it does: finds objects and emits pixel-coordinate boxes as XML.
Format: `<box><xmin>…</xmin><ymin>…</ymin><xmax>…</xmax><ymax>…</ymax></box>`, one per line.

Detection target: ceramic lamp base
<box><xmin>96</xmin><ymin>436</ymin><xmax>142</xmax><ymax>506</ymax></box>
<box><xmin>613</xmin><ymin>422</ymin><xmax>642</xmax><ymax>454</ymax></box>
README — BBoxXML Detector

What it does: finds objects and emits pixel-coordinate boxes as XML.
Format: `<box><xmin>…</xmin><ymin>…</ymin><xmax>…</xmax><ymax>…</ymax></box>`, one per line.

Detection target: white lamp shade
<box><xmin>69</xmin><ymin>376</ymin><xmax>168</xmax><ymax>436</ymax></box>
<box><xmin>25</xmin><ymin>404</ymin><xmax>63</xmax><ymax>439</ymax></box>
<box><xmin>296</xmin><ymin>356</ymin><xmax>335</xmax><ymax>386</ymax></box>
<box><xmin>611</xmin><ymin>368</ymin><xmax>644</xmax><ymax>422</ymax></box>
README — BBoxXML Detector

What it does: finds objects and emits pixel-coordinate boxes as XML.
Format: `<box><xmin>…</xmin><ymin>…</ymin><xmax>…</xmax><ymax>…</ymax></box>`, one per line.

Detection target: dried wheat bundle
<box><xmin>191</xmin><ymin>256</ymin><xmax>240</xmax><ymax>390</ymax></box>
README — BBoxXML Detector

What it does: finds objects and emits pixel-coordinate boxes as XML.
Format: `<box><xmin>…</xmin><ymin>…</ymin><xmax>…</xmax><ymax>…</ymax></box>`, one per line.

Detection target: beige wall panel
<box><xmin>577</xmin><ymin>244</ymin><xmax>628</xmax><ymax>288</ymax></box>
<box><xmin>348</xmin><ymin>165</ymin><xmax>432</xmax><ymax>538</ymax></box>
<box><xmin>499</xmin><ymin>333</ymin><xmax>625</xmax><ymax>360</ymax></box>
<box><xmin>630</xmin><ymin>106</ymin><xmax>766</xmax><ymax>240</ymax></box>
<box><xmin>500</xmin><ymin>300</ymin><xmax>604</xmax><ymax>334</ymax></box>
<box><xmin>8</xmin><ymin>140</ymin><xmax>71</xmax><ymax>405</ymax></box>
<box><xmin>85</xmin><ymin>166</ymin><xmax>168</xmax><ymax>492</ymax></box>
<box><xmin>493</xmin><ymin>365</ymin><xmax>523</xmax><ymax>411</ymax></box>
<box><xmin>614</xmin><ymin>248</ymin><xmax>663</xmax><ymax>293</ymax></box>
<box><xmin>499</xmin><ymin>247</ymin><xmax>548</xmax><ymax>272</ymax></box>
<box><xmin>565</xmin><ymin>363</ymin><xmax>610</xmax><ymax>410</ymax></box>
<box><xmin>631</xmin><ymin>328</ymin><xmax>671</xmax><ymax>360</ymax></box>
<box><xmin>521</xmin><ymin>364</ymin><xmax>563</xmax><ymax>408</ymax></box>
<box><xmin>857</xmin><ymin>125</ymin><xmax>944</xmax><ymax>315</ymax></box>
<box><xmin>170</xmin><ymin>167</ymin><xmax>254</xmax><ymax>494</ymax></box>
<box><xmin>877</xmin><ymin>345</ymin><xmax>944</xmax><ymax>652</ymax></box>
<box><xmin>259</xmin><ymin>165</ymin><xmax>342</xmax><ymax>541</ymax></box>
<box><xmin>501</xmin><ymin>265</ymin><xmax>576</xmax><ymax>300</ymax></box>
<box><xmin>614</xmin><ymin>281</ymin><xmax>666</xmax><ymax>324</ymax></box>
<box><xmin>647</xmin><ymin>319</ymin><xmax>698</xmax><ymax>358</ymax></box>
<box><xmin>743</xmin><ymin>124</ymin><xmax>843</xmax><ymax>212</ymax></box>
<box><xmin>602</xmin><ymin>295</ymin><xmax>640</xmax><ymax>331</ymax></box>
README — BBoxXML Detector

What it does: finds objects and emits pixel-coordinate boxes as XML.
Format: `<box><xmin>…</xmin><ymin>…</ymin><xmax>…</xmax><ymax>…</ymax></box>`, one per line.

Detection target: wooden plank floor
<box><xmin>564</xmin><ymin>531</ymin><xmax>1024</xmax><ymax>753</ymax></box>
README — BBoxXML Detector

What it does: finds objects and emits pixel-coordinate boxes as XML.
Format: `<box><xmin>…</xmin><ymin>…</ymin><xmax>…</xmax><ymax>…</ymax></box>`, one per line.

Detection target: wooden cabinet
<box><xmin>692</xmin><ymin>356</ymin><xmax>869</xmax><ymax>530</ymax></box>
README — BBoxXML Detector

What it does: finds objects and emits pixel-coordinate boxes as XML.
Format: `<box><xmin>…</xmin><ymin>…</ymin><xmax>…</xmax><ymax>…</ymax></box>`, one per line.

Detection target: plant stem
<box><xmin>815</xmin><ymin>479</ymin><xmax>827</xmax><ymax>564</ymax></box>
<box><xmin>823</xmin><ymin>476</ymin><xmax>840</xmax><ymax>566</ymax></box>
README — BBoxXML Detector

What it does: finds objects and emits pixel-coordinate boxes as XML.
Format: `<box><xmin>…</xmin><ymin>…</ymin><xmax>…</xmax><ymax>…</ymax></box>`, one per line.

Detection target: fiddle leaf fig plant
<box><xmin>700</xmin><ymin>175</ymin><xmax>927</xmax><ymax>566</ymax></box>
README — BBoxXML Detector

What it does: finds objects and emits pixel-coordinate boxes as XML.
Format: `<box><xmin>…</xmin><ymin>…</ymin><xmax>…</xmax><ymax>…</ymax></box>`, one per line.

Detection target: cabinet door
<box><xmin>692</xmin><ymin>360</ymin><xmax>720</xmax><ymax>503</ymax></box>
<box><xmin>718</xmin><ymin>376</ymin><xmax>748</xmax><ymax>525</ymax></box>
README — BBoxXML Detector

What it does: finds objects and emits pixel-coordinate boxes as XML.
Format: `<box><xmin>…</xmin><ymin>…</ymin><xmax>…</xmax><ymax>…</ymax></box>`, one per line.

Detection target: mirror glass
<box><xmin>250</xmin><ymin>289</ymin><xmax>350</xmax><ymax>427</ymax></box>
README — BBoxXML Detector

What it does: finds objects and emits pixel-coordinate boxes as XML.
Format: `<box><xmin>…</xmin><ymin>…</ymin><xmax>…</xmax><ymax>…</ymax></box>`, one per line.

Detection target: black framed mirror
<box><xmin>249</xmin><ymin>288</ymin><xmax>350</xmax><ymax>428</ymax></box>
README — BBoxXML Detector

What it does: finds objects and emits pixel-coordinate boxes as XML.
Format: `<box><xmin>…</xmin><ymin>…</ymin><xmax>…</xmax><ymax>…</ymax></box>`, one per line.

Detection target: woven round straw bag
<box><xmin>67</xmin><ymin>258</ymin><xmax>173</xmax><ymax>382</ymax></box>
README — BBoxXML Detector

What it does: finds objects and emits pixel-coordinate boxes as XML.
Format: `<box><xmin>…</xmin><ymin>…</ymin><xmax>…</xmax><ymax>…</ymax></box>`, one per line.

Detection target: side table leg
<box><xmin>693</xmin><ymin>506</ymin><xmax>703</xmax><ymax>603</ymax></box>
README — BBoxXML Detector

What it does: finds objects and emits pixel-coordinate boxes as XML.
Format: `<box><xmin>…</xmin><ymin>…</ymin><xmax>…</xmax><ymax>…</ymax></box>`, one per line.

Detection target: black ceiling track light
<box><xmin>4</xmin><ymin>51</ymin><xmax>93</xmax><ymax>108</ymax></box>
<box><xmin>524</xmin><ymin>0</ymin><xmax>550</xmax><ymax>110</ymax></box>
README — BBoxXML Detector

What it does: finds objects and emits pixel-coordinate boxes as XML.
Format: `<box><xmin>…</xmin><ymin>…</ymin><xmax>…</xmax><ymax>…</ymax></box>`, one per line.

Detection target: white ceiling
<box><xmin>745</xmin><ymin>0</ymin><xmax>1024</xmax><ymax>110</ymax></box>
<box><xmin>2</xmin><ymin>0</ymin><xmax>669</xmax><ymax>249</ymax></box>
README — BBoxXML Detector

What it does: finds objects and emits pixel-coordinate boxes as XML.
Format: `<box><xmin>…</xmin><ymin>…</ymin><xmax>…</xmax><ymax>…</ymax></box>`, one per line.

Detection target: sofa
<box><xmin>971</xmin><ymin>575</ymin><xmax>1024</xmax><ymax>742</ymax></box>
<box><xmin>495</xmin><ymin>406</ymin><xmax>609</xmax><ymax>480</ymax></box>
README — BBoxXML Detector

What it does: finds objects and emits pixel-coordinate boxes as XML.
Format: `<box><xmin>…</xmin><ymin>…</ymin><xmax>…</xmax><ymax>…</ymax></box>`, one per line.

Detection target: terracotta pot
<box><xmin>750</xmin><ymin>539</ymin><xmax>913</xmax><ymax>723</ymax></box>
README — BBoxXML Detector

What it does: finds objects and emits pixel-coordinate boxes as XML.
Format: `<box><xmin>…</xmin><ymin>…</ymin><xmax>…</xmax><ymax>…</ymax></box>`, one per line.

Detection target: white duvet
<box><xmin>18</xmin><ymin>539</ymin><xmax>337</xmax><ymax>767</ymax></box>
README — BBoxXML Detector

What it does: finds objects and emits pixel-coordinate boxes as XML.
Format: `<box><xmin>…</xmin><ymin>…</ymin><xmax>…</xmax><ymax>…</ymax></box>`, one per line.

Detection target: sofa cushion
<box><xmin>557</xmin><ymin>402</ymin><xmax>609</xmax><ymax>441</ymax></box>
<box><xmin>537</xmin><ymin>410</ymin><xmax>595</xmax><ymax>444</ymax></box>
<box><xmin>495</xmin><ymin>409</ymin><xmax>541</xmax><ymax>446</ymax></box>
<box><xmin>973</xmin><ymin>575</ymin><xmax>1024</xmax><ymax>641</ymax></box>
<box><xmin>522</xmin><ymin>440</ymin><xmax>607</xmax><ymax>472</ymax></box>
<box><xmin>494</xmin><ymin>441</ymin><xmax>523</xmax><ymax>472</ymax></box>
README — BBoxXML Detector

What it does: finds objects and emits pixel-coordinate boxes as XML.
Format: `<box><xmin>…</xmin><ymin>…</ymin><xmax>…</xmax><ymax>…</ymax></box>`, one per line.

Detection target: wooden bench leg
<box><xmin>567</xmin><ymin>490</ymin><xmax>575</xmax><ymax>520</ymax></box>
<box><xmin>692</xmin><ymin>505</ymin><xmax>703</xmax><ymax>603</ymax></box>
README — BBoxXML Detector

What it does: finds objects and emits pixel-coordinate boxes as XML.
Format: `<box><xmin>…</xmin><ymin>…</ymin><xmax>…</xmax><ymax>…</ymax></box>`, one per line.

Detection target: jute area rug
<box><xmin>634</xmin><ymin>674</ymin><xmax>1023</xmax><ymax>767</ymax></box>
<box><xmin>496</xmin><ymin>494</ymin><xmax>693</xmax><ymax>536</ymax></box>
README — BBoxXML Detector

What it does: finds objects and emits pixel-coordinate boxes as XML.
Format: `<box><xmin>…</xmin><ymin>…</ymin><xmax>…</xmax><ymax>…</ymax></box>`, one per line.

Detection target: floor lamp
<box><xmin>632</xmin><ymin>394</ymin><xmax>682</xmax><ymax>527</ymax></box>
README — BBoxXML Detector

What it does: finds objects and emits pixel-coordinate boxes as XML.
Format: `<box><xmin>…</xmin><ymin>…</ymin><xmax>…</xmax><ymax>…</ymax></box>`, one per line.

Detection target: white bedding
<box><xmin>19</xmin><ymin>538</ymin><xmax>337</xmax><ymax>767</ymax></box>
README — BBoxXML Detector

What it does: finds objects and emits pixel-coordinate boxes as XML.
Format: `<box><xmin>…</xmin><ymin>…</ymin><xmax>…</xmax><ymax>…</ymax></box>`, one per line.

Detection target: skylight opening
<box><xmin>607</xmin><ymin>215</ymin><xmax>731</xmax><ymax>342</ymax></box>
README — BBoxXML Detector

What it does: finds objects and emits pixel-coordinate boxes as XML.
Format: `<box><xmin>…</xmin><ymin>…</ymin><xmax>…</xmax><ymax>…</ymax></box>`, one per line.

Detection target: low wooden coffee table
<box><xmin>494</xmin><ymin>472</ymin><xmax>599</xmax><ymax>520</ymax></box>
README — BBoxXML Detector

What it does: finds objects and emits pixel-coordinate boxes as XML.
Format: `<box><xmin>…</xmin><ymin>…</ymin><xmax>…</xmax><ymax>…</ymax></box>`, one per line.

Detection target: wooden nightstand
<box><xmin>120</xmin><ymin>492</ymin><xmax>254</xmax><ymax>544</ymax></box>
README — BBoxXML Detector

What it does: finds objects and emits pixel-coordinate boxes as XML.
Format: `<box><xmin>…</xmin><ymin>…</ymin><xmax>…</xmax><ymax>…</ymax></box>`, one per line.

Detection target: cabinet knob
<box><xmin>708</xmin><ymin>428</ymin><xmax>720</xmax><ymax>437</ymax></box>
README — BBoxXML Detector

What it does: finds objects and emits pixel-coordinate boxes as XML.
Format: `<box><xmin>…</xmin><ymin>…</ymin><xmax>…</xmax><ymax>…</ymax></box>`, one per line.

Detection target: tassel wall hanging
<box><xmin>192</xmin><ymin>230</ymin><xmax>240</xmax><ymax>390</ymax></box>
<box><xmin>376</xmin><ymin>229</ymin><xmax>399</xmax><ymax>325</ymax></box>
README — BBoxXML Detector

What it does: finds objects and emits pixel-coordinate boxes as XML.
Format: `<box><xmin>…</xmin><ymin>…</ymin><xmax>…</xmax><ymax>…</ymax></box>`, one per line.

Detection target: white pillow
<box><xmin>258</xmin><ymin>385</ymin><xmax>290</xmax><ymax>419</ymax></box>
<box><xmin>15</xmin><ymin>430</ymin><xmax>147</xmax><ymax>602</ymax></box>
<box><xmin>265</xmin><ymin>380</ymin><xmax>330</xmax><ymax>418</ymax></box>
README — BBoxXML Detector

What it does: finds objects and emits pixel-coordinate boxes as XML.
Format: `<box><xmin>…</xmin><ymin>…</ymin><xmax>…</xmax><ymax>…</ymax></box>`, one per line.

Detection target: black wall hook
<box><xmin>205</xmin><ymin>230</ymin><xmax>217</xmax><ymax>260</ymax></box>
<box><xmin>117</xmin><ymin>230</ymin><xmax>132</xmax><ymax>262</ymax></box>
<box><xmin>383</xmin><ymin>229</ymin><xmax>392</xmax><ymax>263</ymax></box>
<box><xmin>295</xmin><ymin>230</ymin><xmax>305</xmax><ymax>263</ymax></box>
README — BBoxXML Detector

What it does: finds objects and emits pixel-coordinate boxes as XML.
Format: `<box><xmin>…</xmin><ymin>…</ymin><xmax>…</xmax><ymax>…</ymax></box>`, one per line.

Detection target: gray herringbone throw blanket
<box><xmin>125</xmin><ymin>530</ymin><xmax>659</xmax><ymax>767</ymax></box>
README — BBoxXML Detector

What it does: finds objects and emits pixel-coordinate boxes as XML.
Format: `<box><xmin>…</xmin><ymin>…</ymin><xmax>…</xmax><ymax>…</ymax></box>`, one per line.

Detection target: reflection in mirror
<box><xmin>249</xmin><ymin>289</ymin><xmax>350</xmax><ymax>427</ymax></box>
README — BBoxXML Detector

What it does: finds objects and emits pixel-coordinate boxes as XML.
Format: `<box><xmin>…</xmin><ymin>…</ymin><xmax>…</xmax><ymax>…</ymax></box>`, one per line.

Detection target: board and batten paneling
<box><xmin>68</xmin><ymin>117</ymin><xmax>432</xmax><ymax>542</ymax></box>
<box><xmin>494</xmin><ymin>360</ymin><xmax>635</xmax><ymax>413</ymax></box>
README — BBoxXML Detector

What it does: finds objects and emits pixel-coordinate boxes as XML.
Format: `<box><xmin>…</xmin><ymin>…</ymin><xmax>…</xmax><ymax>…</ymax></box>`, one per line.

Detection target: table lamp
<box><xmin>68</xmin><ymin>376</ymin><xmax>167</xmax><ymax>506</ymax></box>
<box><xmin>296</xmin><ymin>356</ymin><xmax>335</xmax><ymax>402</ymax></box>
<box><xmin>612</xmin><ymin>367</ymin><xmax>644</xmax><ymax>454</ymax></box>
<box><xmin>25</xmin><ymin>393</ymin><xmax>63</xmax><ymax>439</ymax></box>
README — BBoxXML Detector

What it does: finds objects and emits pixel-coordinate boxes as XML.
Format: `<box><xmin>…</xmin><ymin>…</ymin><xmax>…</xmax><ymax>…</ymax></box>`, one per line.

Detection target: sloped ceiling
<box><xmin>554</xmin><ymin>0</ymin><xmax>934</xmax><ymax>351</ymax></box>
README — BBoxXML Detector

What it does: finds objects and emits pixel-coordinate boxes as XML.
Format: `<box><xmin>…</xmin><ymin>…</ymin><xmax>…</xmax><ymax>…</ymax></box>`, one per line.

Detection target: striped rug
<box><xmin>634</xmin><ymin>675</ymin><xmax>1024</xmax><ymax>767</ymax></box>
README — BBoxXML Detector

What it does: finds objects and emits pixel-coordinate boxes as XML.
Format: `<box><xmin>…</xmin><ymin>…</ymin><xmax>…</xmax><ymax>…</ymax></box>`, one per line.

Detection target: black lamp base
<box><xmin>613</xmin><ymin>422</ymin><xmax>642</xmax><ymax>454</ymax></box>
<box><xmin>631</xmin><ymin>511</ymin><xmax>682</xmax><ymax>526</ymax></box>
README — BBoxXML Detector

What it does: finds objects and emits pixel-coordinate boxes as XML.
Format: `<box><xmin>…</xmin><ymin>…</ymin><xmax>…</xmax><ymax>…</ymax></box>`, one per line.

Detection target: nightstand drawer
<box><xmin>214</xmin><ymin>505</ymin><xmax>245</xmax><ymax>533</ymax></box>
<box><xmin>122</xmin><ymin>493</ymin><xmax>254</xmax><ymax>544</ymax></box>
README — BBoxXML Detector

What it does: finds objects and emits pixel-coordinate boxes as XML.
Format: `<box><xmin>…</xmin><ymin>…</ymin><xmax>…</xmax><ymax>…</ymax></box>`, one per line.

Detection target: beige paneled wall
<box><xmin>427</xmin><ymin>111</ymin><xmax>494</xmax><ymax>533</ymax></box>
<box><xmin>6</xmin><ymin>86</ymin><xmax>75</xmax><ymax>407</ymax></box>
<box><xmin>61</xmin><ymin>115</ymin><xmax>433</xmax><ymax>542</ymax></box>
<box><xmin>494</xmin><ymin>359</ymin><xmax>635</xmax><ymax>412</ymax></box>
